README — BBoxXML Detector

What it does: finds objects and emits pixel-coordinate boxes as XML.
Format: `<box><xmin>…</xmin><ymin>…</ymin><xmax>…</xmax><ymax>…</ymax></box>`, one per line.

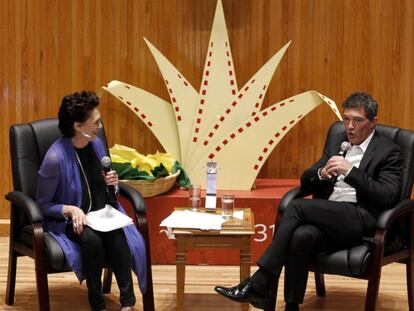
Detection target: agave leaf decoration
<box><xmin>103</xmin><ymin>0</ymin><xmax>341</xmax><ymax>190</ymax></box>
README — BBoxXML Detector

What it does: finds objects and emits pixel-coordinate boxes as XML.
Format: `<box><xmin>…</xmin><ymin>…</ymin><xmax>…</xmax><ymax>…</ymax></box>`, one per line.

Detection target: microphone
<box><xmin>101</xmin><ymin>156</ymin><xmax>117</xmax><ymax>206</ymax></box>
<box><xmin>339</xmin><ymin>141</ymin><xmax>351</xmax><ymax>157</ymax></box>
<box><xmin>324</xmin><ymin>142</ymin><xmax>352</xmax><ymax>183</ymax></box>
<box><xmin>81</xmin><ymin>131</ymin><xmax>92</xmax><ymax>139</ymax></box>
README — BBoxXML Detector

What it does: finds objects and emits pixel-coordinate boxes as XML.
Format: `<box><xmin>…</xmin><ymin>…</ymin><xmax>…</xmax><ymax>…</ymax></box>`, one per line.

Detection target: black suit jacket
<box><xmin>300</xmin><ymin>131</ymin><xmax>403</xmax><ymax>220</ymax></box>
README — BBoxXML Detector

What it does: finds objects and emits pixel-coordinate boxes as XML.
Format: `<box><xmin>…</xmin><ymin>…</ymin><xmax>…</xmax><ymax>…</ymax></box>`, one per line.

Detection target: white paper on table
<box><xmin>160</xmin><ymin>210</ymin><xmax>226</xmax><ymax>231</ymax></box>
<box><xmin>205</xmin><ymin>195</ymin><xmax>217</xmax><ymax>209</ymax></box>
<box><xmin>232</xmin><ymin>210</ymin><xmax>244</xmax><ymax>220</ymax></box>
<box><xmin>86</xmin><ymin>204</ymin><xmax>133</xmax><ymax>232</ymax></box>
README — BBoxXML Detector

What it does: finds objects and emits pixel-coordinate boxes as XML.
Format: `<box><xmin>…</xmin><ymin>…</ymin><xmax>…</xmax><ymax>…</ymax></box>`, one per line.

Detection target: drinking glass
<box><xmin>189</xmin><ymin>185</ymin><xmax>201</xmax><ymax>211</ymax></box>
<box><xmin>221</xmin><ymin>194</ymin><xmax>234</xmax><ymax>219</ymax></box>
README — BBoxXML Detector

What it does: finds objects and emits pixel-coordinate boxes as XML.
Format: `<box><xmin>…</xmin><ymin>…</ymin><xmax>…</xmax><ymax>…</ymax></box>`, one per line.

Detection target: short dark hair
<box><xmin>58</xmin><ymin>91</ymin><xmax>100</xmax><ymax>137</ymax></box>
<box><xmin>342</xmin><ymin>92</ymin><xmax>378</xmax><ymax>120</ymax></box>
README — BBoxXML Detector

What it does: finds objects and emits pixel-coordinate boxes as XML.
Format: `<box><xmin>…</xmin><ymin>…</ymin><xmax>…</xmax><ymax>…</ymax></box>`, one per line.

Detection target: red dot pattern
<box><xmin>251</xmin><ymin>114</ymin><xmax>304</xmax><ymax>170</ymax></box>
<box><xmin>203</xmin><ymin>80</ymin><xmax>269</xmax><ymax>146</ymax></box>
<box><xmin>320</xmin><ymin>95</ymin><xmax>339</xmax><ymax>115</ymax></box>
<box><xmin>163</xmin><ymin>76</ymin><xmax>192</xmax><ymax>123</ymax></box>
<box><xmin>120</xmin><ymin>84</ymin><xmax>154</xmax><ymax>127</ymax></box>
<box><xmin>206</xmin><ymin>105</ymin><xmax>305</xmax><ymax>172</ymax></box>
<box><xmin>191</xmin><ymin>39</ymin><xmax>216</xmax><ymax>143</ymax></box>
<box><xmin>191</xmin><ymin>40</ymin><xmax>239</xmax><ymax>144</ymax></box>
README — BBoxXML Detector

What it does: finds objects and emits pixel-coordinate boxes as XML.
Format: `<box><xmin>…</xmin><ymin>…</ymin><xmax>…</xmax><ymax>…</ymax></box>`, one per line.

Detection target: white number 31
<box><xmin>254</xmin><ymin>224</ymin><xmax>275</xmax><ymax>242</ymax></box>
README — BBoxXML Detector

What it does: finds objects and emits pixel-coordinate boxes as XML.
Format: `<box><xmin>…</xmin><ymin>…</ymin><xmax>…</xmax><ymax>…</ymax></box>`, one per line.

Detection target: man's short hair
<box><xmin>342</xmin><ymin>92</ymin><xmax>378</xmax><ymax>120</ymax></box>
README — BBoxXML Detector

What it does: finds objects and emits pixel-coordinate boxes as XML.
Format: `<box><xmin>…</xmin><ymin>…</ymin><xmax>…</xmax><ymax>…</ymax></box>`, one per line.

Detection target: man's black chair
<box><xmin>5</xmin><ymin>118</ymin><xmax>155</xmax><ymax>311</ymax></box>
<box><xmin>265</xmin><ymin>121</ymin><xmax>414</xmax><ymax>311</ymax></box>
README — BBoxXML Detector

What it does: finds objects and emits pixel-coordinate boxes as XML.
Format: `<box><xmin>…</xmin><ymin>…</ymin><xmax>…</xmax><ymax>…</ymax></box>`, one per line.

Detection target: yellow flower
<box><xmin>109</xmin><ymin>144</ymin><xmax>175</xmax><ymax>176</ymax></box>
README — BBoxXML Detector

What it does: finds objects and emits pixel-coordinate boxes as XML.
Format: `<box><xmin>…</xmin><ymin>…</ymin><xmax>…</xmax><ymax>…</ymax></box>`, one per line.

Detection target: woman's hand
<box><xmin>62</xmin><ymin>205</ymin><xmax>87</xmax><ymax>235</ymax></box>
<box><xmin>103</xmin><ymin>170</ymin><xmax>119</xmax><ymax>186</ymax></box>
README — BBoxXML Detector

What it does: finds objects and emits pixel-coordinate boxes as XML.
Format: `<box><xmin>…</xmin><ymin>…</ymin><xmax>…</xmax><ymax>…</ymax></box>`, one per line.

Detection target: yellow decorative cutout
<box><xmin>103</xmin><ymin>0</ymin><xmax>342</xmax><ymax>190</ymax></box>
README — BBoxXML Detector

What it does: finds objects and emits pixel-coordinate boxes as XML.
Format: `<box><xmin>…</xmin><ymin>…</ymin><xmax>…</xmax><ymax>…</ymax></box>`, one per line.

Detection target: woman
<box><xmin>36</xmin><ymin>91</ymin><xmax>147</xmax><ymax>311</ymax></box>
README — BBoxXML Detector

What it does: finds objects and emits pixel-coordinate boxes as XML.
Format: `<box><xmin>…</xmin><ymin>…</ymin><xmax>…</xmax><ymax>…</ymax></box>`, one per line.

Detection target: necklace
<box><xmin>75</xmin><ymin>151</ymin><xmax>92</xmax><ymax>213</ymax></box>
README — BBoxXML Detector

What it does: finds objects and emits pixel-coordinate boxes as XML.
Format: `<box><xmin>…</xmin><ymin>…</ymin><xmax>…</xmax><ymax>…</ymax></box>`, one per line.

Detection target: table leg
<box><xmin>240</xmin><ymin>237</ymin><xmax>251</xmax><ymax>281</ymax></box>
<box><xmin>240</xmin><ymin>237</ymin><xmax>251</xmax><ymax>311</ymax></box>
<box><xmin>176</xmin><ymin>237</ymin><xmax>187</xmax><ymax>311</ymax></box>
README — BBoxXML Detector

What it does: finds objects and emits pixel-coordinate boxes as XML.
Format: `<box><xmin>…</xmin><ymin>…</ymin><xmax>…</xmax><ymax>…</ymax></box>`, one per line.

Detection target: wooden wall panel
<box><xmin>1</xmin><ymin>0</ymin><xmax>413</xmax><ymax>226</ymax></box>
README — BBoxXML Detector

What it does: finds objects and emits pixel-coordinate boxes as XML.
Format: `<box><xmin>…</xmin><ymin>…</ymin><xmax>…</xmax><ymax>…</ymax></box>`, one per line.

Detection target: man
<box><xmin>214</xmin><ymin>92</ymin><xmax>403</xmax><ymax>311</ymax></box>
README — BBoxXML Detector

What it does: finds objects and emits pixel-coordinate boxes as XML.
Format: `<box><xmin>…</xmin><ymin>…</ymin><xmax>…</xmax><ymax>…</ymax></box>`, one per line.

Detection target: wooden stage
<box><xmin>0</xmin><ymin>236</ymin><xmax>409</xmax><ymax>310</ymax></box>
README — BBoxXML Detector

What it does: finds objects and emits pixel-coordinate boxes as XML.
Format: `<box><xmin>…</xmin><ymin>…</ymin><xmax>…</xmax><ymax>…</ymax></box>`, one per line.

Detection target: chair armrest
<box><xmin>278</xmin><ymin>187</ymin><xmax>309</xmax><ymax>214</ymax></box>
<box><xmin>5</xmin><ymin>191</ymin><xmax>44</xmax><ymax>223</ymax></box>
<box><xmin>119</xmin><ymin>182</ymin><xmax>147</xmax><ymax>214</ymax></box>
<box><xmin>376</xmin><ymin>199</ymin><xmax>414</xmax><ymax>230</ymax></box>
<box><xmin>119</xmin><ymin>182</ymin><xmax>152</xmax><ymax>279</ymax></box>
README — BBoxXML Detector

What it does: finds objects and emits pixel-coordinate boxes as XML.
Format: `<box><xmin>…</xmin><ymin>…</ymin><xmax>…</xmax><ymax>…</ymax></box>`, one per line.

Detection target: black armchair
<box><xmin>266</xmin><ymin>121</ymin><xmax>414</xmax><ymax>311</ymax></box>
<box><xmin>5</xmin><ymin>118</ymin><xmax>154</xmax><ymax>311</ymax></box>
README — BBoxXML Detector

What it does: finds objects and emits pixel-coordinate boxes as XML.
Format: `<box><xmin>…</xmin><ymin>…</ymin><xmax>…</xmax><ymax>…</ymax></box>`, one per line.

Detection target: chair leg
<box><xmin>32</xmin><ymin>224</ymin><xmax>50</xmax><ymax>311</ymax></box>
<box><xmin>407</xmin><ymin>260</ymin><xmax>414</xmax><ymax>311</ymax></box>
<box><xmin>102</xmin><ymin>268</ymin><xmax>112</xmax><ymax>294</ymax></box>
<box><xmin>5</xmin><ymin>248</ymin><xmax>17</xmax><ymax>305</ymax></box>
<box><xmin>264</xmin><ymin>275</ymin><xmax>278</xmax><ymax>311</ymax></box>
<box><xmin>143</xmin><ymin>264</ymin><xmax>155</xmax><ymax>311</ymax></box>
<box><xmin>137</xmin><ymin>216</ymin><xmax>155</xmax><ymax>311</ymax></box>
<box><xmin>314</xmin><ymin>272</ymin><xmax>326</xmax><ymax>297</ymax></box>
<box><xmin>364</xmin><ymin>276</ymin><xmax>380</xmax><ymax>311</ymax></box>
<box><xmin>34</xmin><ymin>259</ymin><xmax>50</xmax><ymax>311</ymax></box>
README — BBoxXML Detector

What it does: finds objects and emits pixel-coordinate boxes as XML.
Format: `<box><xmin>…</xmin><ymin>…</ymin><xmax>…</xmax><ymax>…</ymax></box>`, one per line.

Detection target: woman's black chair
<box><xmin>265</xmin><ymin>121</ymin><xmax>414</xmax><ymax>311</ymax></box>
<box><xmin>5</xmin><ymin>118</ymin><xmax>155</xmax><ymax>311</ymax></box>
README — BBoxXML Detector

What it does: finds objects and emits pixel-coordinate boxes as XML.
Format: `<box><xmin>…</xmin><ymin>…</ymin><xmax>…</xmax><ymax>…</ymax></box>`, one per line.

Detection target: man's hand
<box><xmin>321</xmin><ymin>156</ymin><xmax>352</xmax><ymax>178</ymax></box>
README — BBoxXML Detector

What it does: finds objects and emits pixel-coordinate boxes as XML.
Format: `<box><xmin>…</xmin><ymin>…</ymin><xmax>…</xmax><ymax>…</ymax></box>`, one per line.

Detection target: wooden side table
<box><xmin>172</xmin><ymin>208</ymin><xmax>255</xmax><ymax>311</ymax></box>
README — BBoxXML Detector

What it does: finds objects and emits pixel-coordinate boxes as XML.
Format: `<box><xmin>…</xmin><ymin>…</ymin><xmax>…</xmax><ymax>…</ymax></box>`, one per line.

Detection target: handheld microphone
<box><xmin>81</xmin><ymin>131</ymin><xmax>92</xmax><ymax>139</ymax></box>
<box><xmin>339</xmin><ymin>141</ymin><xmax>351</xmax><ymax>157</ymax></box>
<box><xmin>101</xmin><ymin>156</ymin><xmax>117</xmax><ymax>206</ymax></box>
<box><xmin>330</xmin><ymin>141</ymin><xmax>351</xmax><ymax>183</ymax></box>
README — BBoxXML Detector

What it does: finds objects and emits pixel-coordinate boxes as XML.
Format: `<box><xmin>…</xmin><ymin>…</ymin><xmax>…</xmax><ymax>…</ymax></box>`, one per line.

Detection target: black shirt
<box><xmin>75</xmin><ymin>144</ymin><xmax>107</xmax><ymax>213</ymax></box>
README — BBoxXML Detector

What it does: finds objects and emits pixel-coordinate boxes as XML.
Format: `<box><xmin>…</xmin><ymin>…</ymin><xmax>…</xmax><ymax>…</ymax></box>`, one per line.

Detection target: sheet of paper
<box><xmin>86</xmin><ymin>204</ymin><xmax>133</xmax><ymax>232</ymax></box>
<box><xmin>160</xmin><ymin>210</ymin><xmax>226</xmax><ymax>231</ymax></box>
<box><xmin>232</xmin><ymin>210</ymin><xmax>244</xmax><ymax>220</ymax></box>
<box><xmin>205</xmin><ymin>195</ymin><xmax>217</xmax><ymax>209</ymax></box>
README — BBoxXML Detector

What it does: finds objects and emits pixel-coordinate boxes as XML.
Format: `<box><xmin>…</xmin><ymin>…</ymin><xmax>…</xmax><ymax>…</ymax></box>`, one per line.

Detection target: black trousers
<box><xmin>80</xmin><ymin>226</ymin><xmax>136</xmax><ymax>310</ymax></box>
<box><xmin>257</xmin><ymin>198</ymin><xmax>376</xmax><ymax>303</ymax></box>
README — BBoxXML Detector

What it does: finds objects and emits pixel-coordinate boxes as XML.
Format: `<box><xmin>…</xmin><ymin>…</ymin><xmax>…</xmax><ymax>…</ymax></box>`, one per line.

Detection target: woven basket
<box><xmin>121</xmin><ymin>170</ymin><xmax>180</xmax><ymax>198</ymax></box>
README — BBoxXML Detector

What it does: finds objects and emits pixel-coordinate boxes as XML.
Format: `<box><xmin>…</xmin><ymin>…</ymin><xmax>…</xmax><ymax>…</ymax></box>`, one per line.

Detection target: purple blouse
<box><xmin>36</xmin><ymin>137</ymin><xmax>147</xmax><ymax>293</ymax></box>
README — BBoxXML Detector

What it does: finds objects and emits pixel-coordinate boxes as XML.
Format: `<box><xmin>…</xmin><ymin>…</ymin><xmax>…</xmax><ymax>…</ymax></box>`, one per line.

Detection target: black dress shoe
<box><xmin>214</xmin><ymin>278</ymin><xmax>269</xmax><ymax>309</ymax></box>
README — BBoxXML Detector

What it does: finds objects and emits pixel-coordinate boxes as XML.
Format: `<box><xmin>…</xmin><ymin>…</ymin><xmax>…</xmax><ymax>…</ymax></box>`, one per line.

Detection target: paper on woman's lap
<box><xmin>86</xmin><ymin>204</ymin><xmax>133</xmax><ymax>232</ymax></box>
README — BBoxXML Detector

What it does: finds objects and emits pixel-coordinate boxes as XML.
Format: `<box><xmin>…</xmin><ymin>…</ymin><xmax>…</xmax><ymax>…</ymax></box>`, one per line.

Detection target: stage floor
<box><xmin>0</xmin><ymin>234</ymin><xmax>408</xmax><ymax>310</ymax></box>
